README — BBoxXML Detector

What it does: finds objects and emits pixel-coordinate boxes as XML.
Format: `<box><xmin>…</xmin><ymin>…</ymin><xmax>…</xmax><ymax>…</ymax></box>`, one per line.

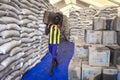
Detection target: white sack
<box><xmin>0</xmin><ymin>16</ymin><xmax>19</xmax><ymax>24</ymax></box>
<box><xmin>0</xmin><ymin>3</ymin><xmax>20</xmax><ymax>14</ymax></box>
<box><xmin>1</xmin><ymin>52</ymin><xmax>25</xmax><ymax>67</ymax></box>
<box><xmin>0</xmin><ymin>30</ymin><xmax>20</xmax><ymax>39</ymax></box>
<box><xmin>0</xmin><ymin>40</ymin><xmax>21</xmax><ymax>54</ymax></box>
<box><xmin>21</xmin><ymin>27</ymin><xmax>35</xmax><ymax>33</ymax></box>
<box><xmin>0</xmin><ymin>24</ymin><xmax>21</xmax><ymax>31</ymax></box>
<box><xmin>9</xmin><ymin>47</ymin><xmax>22</xmax><ymax>56</ymax></box>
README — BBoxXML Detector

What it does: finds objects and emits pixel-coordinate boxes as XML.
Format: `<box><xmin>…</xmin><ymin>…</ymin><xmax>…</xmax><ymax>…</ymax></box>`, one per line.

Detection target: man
<box><xmin>45</xmin><ymin>13</ymin><xmax>62</xmax><ymax>76</ymax></box>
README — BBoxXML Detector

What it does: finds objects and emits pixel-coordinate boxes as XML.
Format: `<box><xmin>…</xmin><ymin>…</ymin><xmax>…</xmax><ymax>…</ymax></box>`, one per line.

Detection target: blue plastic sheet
<box><xmin>21</xmin><ymin>41</ymin><xmax>74</xmax><ymax>80</ymax></box>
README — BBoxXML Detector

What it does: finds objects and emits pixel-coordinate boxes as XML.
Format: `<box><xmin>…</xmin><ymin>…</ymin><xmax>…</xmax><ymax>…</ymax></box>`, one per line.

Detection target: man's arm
<box><xmin>45</xmin><ymin>24</ymin><xmax>50</xmax><ymax>35</ymax></box>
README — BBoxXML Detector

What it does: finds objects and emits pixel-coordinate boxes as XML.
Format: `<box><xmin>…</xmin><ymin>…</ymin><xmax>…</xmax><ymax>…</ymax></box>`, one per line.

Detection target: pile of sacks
<box><xmin>95</xmin><ymin>6</ymin><xmax>118</xmax><ymax>19</ymax></box>
<box><xmin>69</xmin><ymin>8</ymin><xmax>97</xmax><ymax>42</ymax></box>
<box><xmin>0</xmin><ymin>0</ymin><xmax>54</xmax><ymax>80</ymax></box>
<box><xmin>69</xmin><ymin>6</ymin><xmax>118</xmax><ymax>42</ymax></box>
<box><xmin>61</xmin><ymin>15</ymin><xmax>69</xmax><ymax>40</ymax></box>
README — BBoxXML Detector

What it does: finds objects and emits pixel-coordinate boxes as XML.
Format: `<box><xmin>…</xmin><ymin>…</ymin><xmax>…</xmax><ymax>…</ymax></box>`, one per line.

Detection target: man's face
<box><xmin>54</xmin><ymin>16</ymin><xmax>60</xmax><ymax>24</ymax></box>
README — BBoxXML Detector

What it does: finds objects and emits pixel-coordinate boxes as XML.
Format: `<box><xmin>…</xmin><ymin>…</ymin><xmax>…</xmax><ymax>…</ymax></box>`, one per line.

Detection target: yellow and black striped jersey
<box><xmin>49</xmin><ymin>24</ymin><xmax>60</xmax><ymax>44</ymax></box>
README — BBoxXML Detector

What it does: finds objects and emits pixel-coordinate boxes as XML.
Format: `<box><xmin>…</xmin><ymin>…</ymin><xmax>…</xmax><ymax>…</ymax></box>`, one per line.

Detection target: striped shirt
<box><xmin>49</xmin><ymin>24</ymin><xmax>60</xmax><ymax>44</ymax></box>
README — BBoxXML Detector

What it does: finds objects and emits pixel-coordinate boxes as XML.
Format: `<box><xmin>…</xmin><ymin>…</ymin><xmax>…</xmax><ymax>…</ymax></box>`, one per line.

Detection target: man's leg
<box><xmin>52</xmin><ymin>44</ymin><xmax>59</xmax><ymax>66</ymax></box>
<box><xmin>49</xmin><ymin>44</ymin><xmax>55</xmax><ymax>76</ymax></box>
<box><xmin>50</xmin><ymin>44</ymin><xmax>58</xmax><ymax>76</ymax></box>
<box><xmin>50</xmin><ymin>58</ymin><xmax>55</xmax><ymax>76</ymax></box>
<box><xmin>52</xmin><ymin>44</ymin><xmax>57</xmax><ymax>59</ymax></box>
<box><xmin>49</xmin><ymin>44</ymin><xmax>52</xmax><ymax>54</ymax></box>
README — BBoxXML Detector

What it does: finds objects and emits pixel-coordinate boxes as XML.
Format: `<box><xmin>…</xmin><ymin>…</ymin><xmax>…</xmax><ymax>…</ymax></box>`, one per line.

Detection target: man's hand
<box><xmin>45</xmin><ymin>24</ymin><xmax>50</xmax><ymax>35</ymax></box>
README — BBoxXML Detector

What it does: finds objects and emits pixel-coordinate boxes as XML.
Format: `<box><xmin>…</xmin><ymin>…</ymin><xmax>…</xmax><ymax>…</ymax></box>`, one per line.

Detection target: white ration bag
<box><xmin>7</xmin><ymin>24</ymin><xmax>21</xmax><ymax>31</ymax></box>
<box><xmin>28</xmin><ymin>15</ymin><xmax>38</xmax><ymax>21</ymax></box>
<box><xmin>21</xmin><ymin>0</ymin><xmax>39</xmax><ymax>10</ymax></box>
<box><xmin>0</xmin><ymin>3</ymin><xmax>20</xmax><ymax>14</ymax></box>
<box><xmin>22</xmin><ymin>47</ymin><xmax>32</xmax><ymax>52</ymax></box>
<box><xmin>0</xmin><ymin>38</ymin><xmax>12</xmax><ymax>45</ymax></box>
<box><xmin>14</xmin><ymin>76</ymin><xmax>21</xmax><ymax>80</ymax></box>
<box><xmin>0</xmin><ymin>54</ymin><xmax>9</xmax><ymax>62</ymax></box>
<box><xmin>0</xmin><ymin>30</ymin><xmax>20</xmax><ymax>39</ymax></box>
<box><xmin>1</xmin><ymin>52</ymin><xmax>25</xmax><ymax>67</ymax></box>
<box><xmin>19</xmin><ymin>19</ymin><xmax>32</xmax><ymax>25</ymax></box>
<box><xmin>19</xmin><ymin>15</ymin><xmax>27</xmax><ymax>19</ymax></box>
<box><xmin>21</xmin><ymin>38</ymin><xmax>32</xmax><ymax>43</ymax></box>
<box><xmin>9</xmin><ymin>47</ymin><xmax>22</xmax><ymax>56</ymax></box>
<box><xmin>27</xmin><ymin>23</ymin><xmax>38</xmax><ymax>28</ymax></box>
<box><xmin>28</xmin><ymin>57</ymin><xmax>40</xmax><ymax>69</ymax></box>
<box><xmin>38</xmin><ymin>20</ymin><xmax>44</xmax><ymax>23</ymax></box>
<box><xmin>0</xmin><ymin>16</ymin><xmax>19</xmax><ymax>24</ymax></box>
<box><xmin>21</xmin><ymin>0</ymin><xmax>32</xmax><ymax>6</ymax></box>
<box><xmin>11</xmin><ymin>70</ymin><xmax>20</xmax><ymax>77</ymax></box>
<box><xmin>27</xmin><ymin>59</ymin><xmax>34</xmax><ymax>66</ymax></box>
<box><xmin>21</xmin><ymin>8</ymin><xmax>36</xmax><ymax>16</ymax></box>
<box><xmin>5</xmin><ymin>76</ymin><xmax>12</xmax><ymax>80</ymax></box>
<box><xmin>21</xmin><ymin>27</ymin><xmax>35</xmax><ymax>33</ymax></box>
<box><xmin>20</xmin><ymin>43</ymin><xmax>29</xmax><ymax>47</ymax></box>
<box><xmin>38</xmin><ymin>24</ymin><xmax>46</xmax><ymax>28</ymax></box>
<box><xmin>5</xmin><ymin>71</ymin><xmax>20</xmax><ymax>80</ymax></box>
<box><xmin>21</xmin><ymin>63</ymin><xmax>29</xmax><ymax>73</ymax></box>
<box><xmin>0</xmin><ymin>24</ymin><xmax>21</xmax><ymax>31</ymax></box>
<box><xmin>30</xmin><ymin>7</ymin><xmax>40</xmax><ymax>14</ymax></box>
<box><xmin>11</xmin><ymin>58</ymin><xmax>24</xmax><ymax>70</ymax></box>
<box><xmin>26</xmin><ymin>49</ymin><xmax>37</xmax><ymax>55</ymax></box>
<box><xmin>20</xmin><ymin>32</ymin><xmax>28</xmax><ymax>38</ymax></box>
<box><xmin>32</xmin><ymin>45</ymin><xmax>38</xmax><ymax>48</ymax></box>
<box><xmin>29</xmin><ymin>31</ymin><xmax>42</xmax><ymax>37</ymax></box>
<box><xmin>0</xmin><ymin>40</ymin><xmax>21</xmax><ymax>54</ymax></box>
<box><xmin>29</xmin><ymin>0</ymin><xmax>40</xmax><ymax>7</ymax></box>
<box><xmin>0</xmin><ymin>64</ymin><xmax>5</xmax><ymax>71</ymax></box>
<box><xmin>8</xmin><ymin>1</ymin><xmax>21</xmax><ymax>11</ymax></box>
<box><xmin>0</xmin><ymin>0</ymin><xmax>11</xmax><ymax>3</ymax></box>
<box><xmin>0</xmin><ymin>24</ymin><xmax>8</xmax><ymax>31</ymax></box>
<box><xmin>38</xmin><ymin>28</ymin><xmax>45</xmax><ymax>32</ymax></box>
<box><xmin>32</xmin><ymin>36</ymin><xmax>41</xmax><ymax>41</ymax></box>
<box><xmin>15</xmin><ymin>62</ymin><xmax>23</xmax><ymax>69</ymax></box>
<box><xmin>0</xmin><ymin>11</ymin><xmax>6</xmax><ymax>16</ymax></box>
<box><xmin>5</xmin><ymin>10</ymin><xmax>19</xmax><ymax>19</ymax></box>
<box><xmin>28</xmin><ymin>57</ymin><xmax>39</xmax><ymax>66</ymax></box>
<box><xmin>38</xmin><ymin>16</ymin><xmax>43</xmax><ymax>20</ymax></box>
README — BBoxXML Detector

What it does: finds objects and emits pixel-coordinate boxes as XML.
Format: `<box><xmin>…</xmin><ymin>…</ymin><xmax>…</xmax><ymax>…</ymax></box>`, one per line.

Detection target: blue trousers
<box><xmin>49</xmin><ymin>44</ymin><xmax>58</xmax><ymax>59</ymax></box>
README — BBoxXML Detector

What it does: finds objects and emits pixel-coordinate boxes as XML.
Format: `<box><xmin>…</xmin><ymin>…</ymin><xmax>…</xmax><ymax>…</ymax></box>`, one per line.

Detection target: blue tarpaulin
<box><xmin>21</xmin><ymin>41</ymin><xmax>74</xmax><ymax>80</ymax></box>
